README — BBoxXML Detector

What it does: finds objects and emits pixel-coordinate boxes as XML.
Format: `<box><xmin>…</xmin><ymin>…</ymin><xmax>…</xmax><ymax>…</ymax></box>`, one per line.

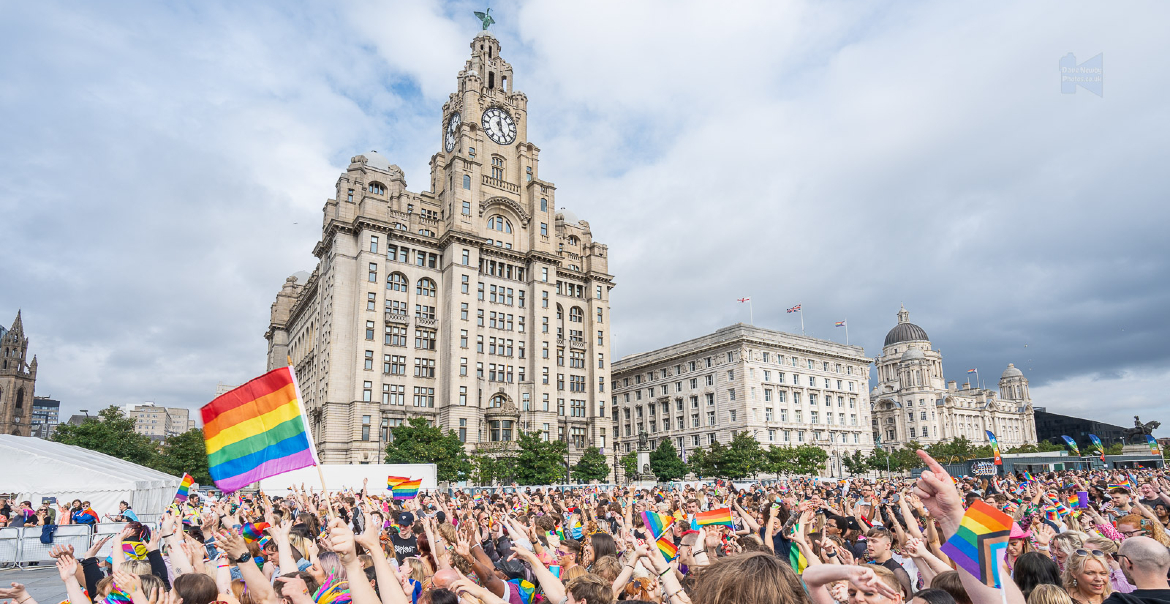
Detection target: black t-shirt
<box><xmin>389</xmin><ymin>533</ymin><xmax>418</xmax><ymax>563</ymax></box>
<box><xmin>1102</xmin><ymin>588</ymin><xmax>1170</xmax><ymax>604</ymax></box>
<box><xmin>880</xmin><ymin>558</ymin><xmax>914</xmax><ymax>598</ymax></box>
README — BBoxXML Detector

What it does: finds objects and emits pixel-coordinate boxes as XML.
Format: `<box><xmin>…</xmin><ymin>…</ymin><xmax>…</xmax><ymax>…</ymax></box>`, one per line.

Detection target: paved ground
<box><xmin>0</xmin><ymin>567</ymin><xmax>68</xmax><ymax>604</ymax></box>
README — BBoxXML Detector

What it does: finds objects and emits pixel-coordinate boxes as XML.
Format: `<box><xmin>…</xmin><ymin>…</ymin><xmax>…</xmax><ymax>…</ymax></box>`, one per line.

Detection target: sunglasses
<box><xmin>1076</xmin><ymin>549</ymin><xmax>1105</xmax><ymax>557</ymax></box>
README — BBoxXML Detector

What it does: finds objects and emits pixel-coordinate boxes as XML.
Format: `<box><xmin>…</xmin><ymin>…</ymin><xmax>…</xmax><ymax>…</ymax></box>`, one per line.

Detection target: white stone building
<box><xmin>870</xmin><ymin>307</ymin><xmax>1037</xmax><ymax>449</ymax></box>
<box><xmin>611</xmin><ymin>324</ymin><xmax>874</xmax><ymax>478</ymax></box>
<box><xmin>265</xmin><ymin>32</ymin><xmax>614</xmax><ymax>467</ymax></box>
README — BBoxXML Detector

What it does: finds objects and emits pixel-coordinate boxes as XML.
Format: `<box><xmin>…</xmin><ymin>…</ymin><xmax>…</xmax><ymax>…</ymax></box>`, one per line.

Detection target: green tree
<box><xmin>866</xmin><ymin>447</ymin><xmax>891</xmax><ymax>474</ymax></box>
<box><xmin>890</xmin><ymin>443</ymin><xmax>925</xmax><ymax>473</ymax></box>
<box><xmin>384</xmin><ymin>417</ymin><xmax>472</xmax><ymax>483</ymax></box>
<box><xmin>470</xmin><ymin>442</ymin><xmax>514</xmax><ymax>485</ymax></box>
<box><xmin>721</xmin><ymin>432</ymin><xmax>765</xmax><ymax>479</ymax></box>
<box><xmin>763</xmin><ymin>445</ymin><xmax>793</xmax><ymax>476</ymax></box>
<box><xmin>687</xmin><ymin>447</ymin><xmax>711</xmax><ymax>479</ymax></box>
<box><xmin>572</xmin><ymin>447</ymin><xmax>611</xmax><ymax>483</ymax></box>
<box><xmin>152</xmin><ymin>429</ymin><xmax>211</xmax><ymax>485</ymax></box>
<box><xmin>792</xmin><ymin>444</ymin><xmax>829</xmax><ymax>476</ymax></box>
<box><xmin>619</xmin><ymin>451</ymin><xmax>638</xmax><ymax>482</ymax></box>
<box><xmin>705</xmin><ymin>441</ymin><xmax>730</xmax><ymax>478</ymax></box>
<box><xmin>1005</xmin><ymin>441</ymin><xmax>1065</xmax><ymax>455</ymax></box>
<box><xmin>649</xmin><ymin>439</ymin><xmax>688</xmax><ymax>482</ymax></box>
<box><xmin>52</xmin><ymin>406</ymin><xmax>157</xmax><ymax>466</ymax></box>
<box><xmin>843</xmin><ymin>450</ymin><xmax>868</xmax><ymax>476</ymax></box>
<box><xmin>513</xmin><ymin>430</ymin><xmax>568</xmax><ymax>485</ymax></box>
<box><xmin>1105</xmin><ymin>442</ymin><xmax>1124</xmax><ymax>455</ymax></box>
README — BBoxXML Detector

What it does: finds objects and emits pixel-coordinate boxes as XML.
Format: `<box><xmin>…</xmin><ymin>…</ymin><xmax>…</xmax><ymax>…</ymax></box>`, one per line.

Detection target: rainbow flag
<box><xmin>940</xmin><ymin>500</ymin><xmax>1012</xmax><ymax>588</ymax></box>
<box><xmin>640</xmin><ymin>511</ymin><xmax>671</xmax><ymax>539</ymax></box>
<box><xmin>122</xmin><ymin>541</ymin><xmax>148</xmax><ymax>561</ymax></box>
<box><xmin>1061</xmin><ymin>436</ymin><xmax>1081</xmax><ymax>457</ymax></box>
<box><xmin>175</xmin><ymin>473</ymin><xmax>195</xmax><ymax>502</ymax></box>
<box><xmin>78</xmin><ymin>508</ymin><xmax>99</xmax><ymax>524</ymax></box>
<box><xmin>1108</xmin><ymin>480</ymin><xmax>1132</xmax><ymax>490</ymax></box>
<box><xmin>391</xmin><ymin>478</ymin><xmax>422</xmax><ymax>500</ymax></box>
<box><xmin>1089</xmin><ymin>434</ymin><xmax>1106</xmax><ymax>461</ymax></box>
<box><xmin>695</xmin><ymin>507</ymin><xmax>733</xmax><ymax>527</ymax></box>
<box><xmin>387</xmin><ymin>476</ymin><xmax>408</xmax><ymax>489</ymax></box>
<box><xmin>507</xmin><ymin>579</ymin><xmax>535</xmax><ymax>604</ymax></box>
<box><xmin>967</xmin><ymin>368</ymin><xmax>977</xmax><ymax>374</ymax></box>
<box><xmin>313</xmin><ymin>573</ymin><xmax>351</xmax><ymax>604</ymax></box>
<box><xmin>835</xmin><ymin>321</ymin><xmax>846</xmax><ymax>327</ymax></box>
<box><xmin>1022</xmin><ymin>471</ymin><xmax>1034</xmax><ymax>483</ymax></box>
<box><xmin>986</xmin><ymin>430</ymin><xmax>1002</xmax><ymax>466</ymax></box>
<box><xmin>1148</xmin><ymin>435</ymin><xmax>1162</xmax><ymax>456</ymax></box>
<box><xmin>1043</xmin><ymin>505</ymin><xmax>1059</xmax><ymax>521</ymax></box>
<box><xmin>201</xmin><ymin>366</ymin><xmax>317</xmax><ymax>493</ymax></box>
<box><xmin>241</xmin><ymin>522</ymin><xmax>270</xmax><ymax>543</ymax></box>
<box><xmin>656</xmin><ymin>535</ymin><xmax>678</xmax><ymax>561</ymax></box>
<box><xmin>788</xmin><ymin>543</ymin><xmax>808</xmax><ymax>574</ymax></box>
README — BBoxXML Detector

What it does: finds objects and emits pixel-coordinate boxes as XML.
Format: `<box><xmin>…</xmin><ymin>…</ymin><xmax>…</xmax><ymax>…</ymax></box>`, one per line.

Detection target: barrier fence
<box><xmin>0</xmin><ymin>522</ymin><xmax>158</xmax><ymax>569</ymax></box>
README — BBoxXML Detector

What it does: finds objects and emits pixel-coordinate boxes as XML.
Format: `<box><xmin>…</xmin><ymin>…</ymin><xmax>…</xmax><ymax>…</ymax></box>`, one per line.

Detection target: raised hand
<box><xmin>85</xmin><ymin>535</ymin><xmax>111</xmax><ymax>559</ymax></box>
<box><xmin>0</xmin><ymin>583</ymin><xmax>29</xmax><ymax>600</ymax></box>
<box><xmin>55</xmin><ymin>554</ymin><xmax>78</xmax><ymax>582</ymax></box>
<box><xmin>846</xmin><ymin>565</ymin><xmax>902</xmax><ymax>601</ymax></box>
<box><xmin>911</xmin><ymin>450</ymin><xmax>963</xmax><ymax>535</ymax></box>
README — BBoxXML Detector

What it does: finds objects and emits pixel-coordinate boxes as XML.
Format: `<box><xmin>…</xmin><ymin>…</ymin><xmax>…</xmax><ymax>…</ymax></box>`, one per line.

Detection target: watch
<box><xmin>234</xmin><ymin>552</ymin><xmax>252</xmax><ymax>564</ymax></box>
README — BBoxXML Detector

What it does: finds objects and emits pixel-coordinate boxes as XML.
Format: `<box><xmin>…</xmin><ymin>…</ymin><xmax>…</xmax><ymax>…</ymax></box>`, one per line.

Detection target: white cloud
<box><xmin>1031</xmin><ymin>367</ymin><xmax>1170</xmax><ymax>437</ymax></box>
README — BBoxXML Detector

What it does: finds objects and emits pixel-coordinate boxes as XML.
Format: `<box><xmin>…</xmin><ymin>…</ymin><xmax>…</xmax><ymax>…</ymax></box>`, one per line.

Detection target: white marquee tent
<box><xmin>0</xmin><ymin>435</ymin><xmax>181</xmax><ymax>520</ymax></box>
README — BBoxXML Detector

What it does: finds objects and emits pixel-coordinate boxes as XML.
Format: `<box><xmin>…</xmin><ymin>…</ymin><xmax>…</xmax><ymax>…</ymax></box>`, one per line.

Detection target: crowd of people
<box><xmin>2</xmin><ymin>450</ymin><xmax>1169</xmax><ymax>604</ymax></box>
<box><xmin>0</xmin><ymin>499</ymin><xmax>139</xmax><ymax>527</ymax></box>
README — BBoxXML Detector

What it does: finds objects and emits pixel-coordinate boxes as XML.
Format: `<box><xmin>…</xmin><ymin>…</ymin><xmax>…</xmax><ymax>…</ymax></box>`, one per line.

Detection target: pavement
<box><xmin>0</xmin><ymin>567</ymin><xmax>68</xmax><ymax>604</ymax></box>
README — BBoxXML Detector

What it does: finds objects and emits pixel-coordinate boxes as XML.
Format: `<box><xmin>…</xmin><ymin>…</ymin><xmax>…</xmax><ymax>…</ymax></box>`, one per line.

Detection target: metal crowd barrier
<box><xmin>0</xmin><ymin>527</ymin><xmax>20</xmax><ymax>568</ymax></box>
<box><xmin>16</xmin><ymin>525</ymin><xmax>93</xmax><ymax>568</ymax></box>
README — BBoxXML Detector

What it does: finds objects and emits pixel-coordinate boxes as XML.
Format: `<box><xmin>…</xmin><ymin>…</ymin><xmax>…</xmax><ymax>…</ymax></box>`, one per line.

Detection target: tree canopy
<box><xmin>572</xmin><ymin>447</ymin><xmax>611</xmax><ymax>483</ymax></box>
<box><xmin>512</xmin><ymin>430</ymin><xmax>568</xmax><ymax>485</ymax></box>
<box><xmin>153</xmin><ymin>428</ymin><xmax>211</xmax><ymax>485</ymax></box>
<box><xmin>52</xmin><ymin>406</ymin><xmax>157</xmax><ymax>467</ymax></box>
<box><xmin>649</xmin><ymin>438</ymin><xmax>688</xmax><ymax>482</ymax></box>
<box><xmin>384</xmin><ymin>417</ymin><xmax>472</xmax><ymax>483</ymax></box>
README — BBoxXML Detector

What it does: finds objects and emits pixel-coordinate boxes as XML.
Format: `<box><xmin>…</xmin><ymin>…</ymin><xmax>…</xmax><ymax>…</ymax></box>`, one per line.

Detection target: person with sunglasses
<box><xmin>1105</xmin><ymin>536</ymin><xmax>1170</xmax><ymax>604</ymax></box>
<box><xmin>1064</xmin><ymin>548</ymin><xmax>1114</xmax><ymax>604</ymax></box>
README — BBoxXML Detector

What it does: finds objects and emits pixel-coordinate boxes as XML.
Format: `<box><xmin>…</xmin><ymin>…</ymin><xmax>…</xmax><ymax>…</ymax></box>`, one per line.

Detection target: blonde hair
<box><xmin>403</xmin><ymin>556</ymin><xmax>432</xmax><ymax>582</ymax></box>
<box><xmin>1062</xmin><ymin>550</ymin><xmax>1114</xmax><ymax>599</ymax></box>
<box><xmin>122</xmin><ymin>560</ymin><xmax>151</xmax><ymax>575</ymax></box>
<box><xmin>1028</xmin><ymin>584</ymin><xmax>1073</xmax><ymax>604</ymax></box>
<box><xmin>563</xmin><ymin>565</ymin><xmax>587</xmax><ymax>583</ymax></box>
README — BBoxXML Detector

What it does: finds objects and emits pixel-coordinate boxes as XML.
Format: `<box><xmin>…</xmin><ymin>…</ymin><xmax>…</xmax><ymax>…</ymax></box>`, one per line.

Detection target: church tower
<box><xmin>0</xmin><ymin>311</ymin><xmax>37</xmax><ymax>436</ymax></box>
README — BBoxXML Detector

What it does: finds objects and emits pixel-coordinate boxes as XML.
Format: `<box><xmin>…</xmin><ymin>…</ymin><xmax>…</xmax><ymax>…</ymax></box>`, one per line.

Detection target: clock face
<box><xmin>481</xmin><ymin>107</ymin><xmax>517</xmax><ymax>145</ymax></box>
<box><xmin>444</xmin><ymin>112</ymin><xmax>461</xmax><ymax>153</ymax></box>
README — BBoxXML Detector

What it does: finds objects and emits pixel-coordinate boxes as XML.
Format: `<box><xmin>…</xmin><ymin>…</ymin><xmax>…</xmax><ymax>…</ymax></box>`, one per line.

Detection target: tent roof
<box><xmin>0</xmin><ymin>435</ymin><xmax>180</xmax><ymax>492</ymax></box>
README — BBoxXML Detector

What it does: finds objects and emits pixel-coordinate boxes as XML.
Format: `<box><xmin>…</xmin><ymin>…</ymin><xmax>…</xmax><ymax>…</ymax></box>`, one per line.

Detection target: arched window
<box><xmin>393</xmin><ymin>223</ymin><xmax>407</xmax><ymax>230</ymax></box>
<box><xmin>491</xmin><ymin>156</ymin><xmax>505</xmax><ymax>180</ymax></box>
<box><xmin>387</xmin><ymin>272</ymin><xmax>408</xmax><ymax>292</ymax></box>
<box><xmin>368</xmin><ymin>182</ymin><xmax>386</xmax><ymax>194</ymax></box>
<box><xmin>416</xmin><ymin>278</ymin><xmax>437</xmax><ymax>297</ymax></box>
<box><xmin>490</xmin><ymin>395</ymin><xmax>506</xmax><ymax>408</ymax></box>
<box><xmin>568</xmin><ymin>236</ymin><xmax>578</xmax><ymax>245</ymax></box>
<box><xmin>463</xmin><ymin>175</ymin><xmax>471</xmax><ymax>189</ymax></box>
<box><xmin>557</xmin><ymin>305</ymin><xmax>563</xmax><ymax>321</ymax></box>
<box><xmin>15</xmin><ymin>388</ymin><xmax>24</xmax><ymax>409</ymax></box>
<box><xmin>487</xmin><ymin>216</ymin><xmax>512</xmax><ymax>233</ymax></box>
<box><xmin>569</xmin><ymin>307</ymin><xmax>583</xmax><ymax>323</ymax></box>
<box><xmin>540</xmin><ymin>198</ymin><xmax>547</xmax><ymax>212</ymax></box>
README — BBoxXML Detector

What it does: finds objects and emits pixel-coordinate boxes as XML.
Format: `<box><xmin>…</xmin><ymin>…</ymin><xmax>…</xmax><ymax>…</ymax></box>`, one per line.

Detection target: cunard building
<box><xmin>265</xmin><ymin>32</ymin><xmax>615</xmax><ymax>467</ymax></box>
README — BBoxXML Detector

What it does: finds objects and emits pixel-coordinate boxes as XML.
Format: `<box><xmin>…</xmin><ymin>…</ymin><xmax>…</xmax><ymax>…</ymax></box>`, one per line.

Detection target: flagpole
<box><xmin>800</xmin><ymin>304</ymin><xmax>805</xmax><ymax>334</ymax></box>
<box><xmin>749</xmin><ymin>299</ymin><xmax>754</xmax><ymax>325</ymax></box>
<box><xmin>845</xmin><ymin>319</ymin><xmax>849</xmax><ymax>345</ymax></box>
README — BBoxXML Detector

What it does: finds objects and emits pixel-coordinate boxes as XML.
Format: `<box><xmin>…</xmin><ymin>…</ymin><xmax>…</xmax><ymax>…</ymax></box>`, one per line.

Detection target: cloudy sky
<box><xmin>2</xmin><ymin>1</ymin><xmax>1167</xmax><ymax>435</ymax></box>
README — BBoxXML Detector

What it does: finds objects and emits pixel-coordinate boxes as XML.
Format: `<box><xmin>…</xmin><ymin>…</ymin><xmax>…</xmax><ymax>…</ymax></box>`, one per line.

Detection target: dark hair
<box><xmin>589</xmin><ymin>532</ymin><xmax>617</xmax><ymax>560</ymax></box>
<box><xmin>173</xmin><ymin>573</ymin><xmax>218</xmax><ymax>604</ymax></box>
<box><xmin>930</xmin><ymin>572</ymin><xmax>971</xmax><ymax>604</ymax></box>
<box><xmin>422</xmin><ymin>588</ymin><xmax>459</xmax><ymax>604</ymax></box>
<box><xmin>566</xmin><ymin>574</ymin><xmax>615</xmax><ymax>604</ymax></box>
<box><xmin>691</xmin><ymin>551</ymin><xmax>811</xmax><ymax>604</ymax></box>
<box><xmin>1013</xmin><ymin>552</ymin><xmax>1062</xmax><ymax>600</ymax></box>
<box><xmin>913</xmin><ymin>589</ymin><xmax>957</xmax><ymax>604</ymax></box>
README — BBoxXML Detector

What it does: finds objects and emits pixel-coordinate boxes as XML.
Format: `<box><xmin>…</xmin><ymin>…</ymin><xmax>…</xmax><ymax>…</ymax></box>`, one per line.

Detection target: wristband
<box><xmin>826</xmin><ymin>551</ymin><xmax>837</xmax><ymax>557</ymax></box>
<box><xmin>659</xmin><ymin>567</ymin><xmax>673</xmax><ymax>578</ymax></box>
<box><xmin>693</xmin><ymin>549</ymin><xmax>706</xmax><ymax>556</ymax></box>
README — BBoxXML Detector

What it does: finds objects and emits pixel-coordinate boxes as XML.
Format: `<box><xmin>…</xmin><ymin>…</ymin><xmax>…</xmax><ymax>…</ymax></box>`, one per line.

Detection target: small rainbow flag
<box><xmin>835</xmin><ymin>321</ymin><xmax>846</xmax><ymax>328</ymax></box>
<box><xmin>387</xmin><ymin>476</ymin><xmax>409</xmax><ymax>489</ymax></box>
<box><xmin>201</xmin><ymin>366</ymin><xmax>317</xmax><ymax>493</ymax></box>
<box><xmin>122</xmin><ymin>541</ymin><xmax>148</xmax><ymax>561</ymax></box>
<box><xmin>1023</xmin><ymin>471</ymin><xmax>1034</xmax><ymax>482</ymax></box>
<box><xmin>640</xmin><ymin>511</ymin><xmax>671</xmax><ymax>539</ymax></box>
<box><xmin>1108</xmin><ymin>481</ymin><xmax>1131</xmax><ymax>491</ymax></box>
<box><xmin>940</xmin><ymin>500</ymin><xmax>1012</xmax><ymax>588</ymax></box>
<box><xmin>391</xmin><ymin>478</ymin><xmax>422</xmax><ymax>500</ymax></box>
<box><xmin>1043</xmin><ymin>505</ymin><xmax>1059</xmax><ymax>521</ymax></box>
<box><xmin>241</xmin><ymin>522</ymin><xmax>270</xmax><ymax>543</ymax></box>
<box><xmin>507</xmin><ymin>579</ymin><xmax>535</xmax><ymax>604</ymax></box>
<box><xmin>695</xmin><ymin>507</ymin><xmax>733</xmax><ymax>527</ymax></box>
<box><xmin>656</xmin><ymin>535</ymin><xmax>678</xmax><ymax>561</ymax></box>
<box><xmin>967</xmin><ymin>368</ymin><xmax>977</xmax><ymax>374</ymax></box>
<box><xmin>175</xmin><ymin>473</ymin><xmax>195</xmax><ymax>502</ymax></box>
<box><xmin>1148</xmin><ymin>435</ymin><xmax>1161</xmax><ymax>456</ymax></box>
<box><xmin>986</xmin><ymin>430</ymin><xmax>1002</xmax><ymax>466</ymax></box>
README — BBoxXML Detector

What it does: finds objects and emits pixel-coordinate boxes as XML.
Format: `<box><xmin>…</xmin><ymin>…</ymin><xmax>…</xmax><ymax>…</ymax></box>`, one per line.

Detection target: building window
<box><xmin>369</xmin><ymin>235</ymin><xmax>379</xmax><ymax>253</ymax></box>
<box><xmin>540</xmin><ymin>223</ymin><xmax>548</xmax><ymax>236</ymax></box>
<box><xmin>462</xmin><ymin>250</ymin><xmax>470</xmax><ymax>265</ymax></box>
<box><xmin>542</xmin><ymin>291</ymin><xmax>549</xmax><ymax>308</ymax></box>
<box><xmin>415</xmin><ymin>328</ymin><xmax>437</xmax><ymax>350</ymax></box>
<box><xmin>364</xmin><ymin>350</ymin><xmax>374</xmax><ymax>370</ymax></box>
<box><xmin>463</xmin><ymin>174</ymin><xmax>471</xmax><ymax>189</ymax></box>
<box><xmin>387</xmin><ymin>272</ymin><xmax>408</xmax><ymax>292</ymax></box>
<box><xmin>383</xmin><ymin>384</ymin><xmax>403</xmax><ymax>405</ymax></box>
<box><xmin>368</xmin><ymin>263</ymin><xmax>378</xmax><ymax>282</ymax></box>
<box><xmin>347</xmin><ymin>188</ymin><xmax>354</xmax><ymax>202</ymax></box>
<box><xmin>361</xmin><ymin>415</ymin><xmax>371</xmax><ymax>441</ymax></box>
<box><xmin>414</xmin><ymin>357</ymin><xmax>436</xmax><ymax>378</ymax></box>
<box><xmin>365</xmin><ymin>321</ymin><xmax>375</xmax><ymax>340</ymax></box>
<box><xmin>362</xmin><ymin>381</ymin><xmax>372</xmax><ymax>402</ymax></box>
<box><xmin>385</xmin><ymin>325</ymin><xmax>407</xmax><ymax>346</ymax></box>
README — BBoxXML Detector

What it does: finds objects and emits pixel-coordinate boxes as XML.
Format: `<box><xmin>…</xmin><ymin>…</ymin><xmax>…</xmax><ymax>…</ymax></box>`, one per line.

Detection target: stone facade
<box><xmin>870</xmin><ymin>306</ymin><xmax>1037</xmax><ymax>448</ymax></box>
<box><xmin>0</xmin><ymin>311</ymin><xmax>37</xmax><ymax>436</ymax></box>
<box><xmin>612</xmin><ymin>324</ymin><xmax>874</xmax><ymax>479</ymax></box>
<box><xmin>125</xmin><ymin>403</ymin><xmax>196</xmax><ymax>440</ymax></box>
<box><xmin>265</xmin><ymin>32</ymin><xmax>614</xmax><ymax>467</ymax></box>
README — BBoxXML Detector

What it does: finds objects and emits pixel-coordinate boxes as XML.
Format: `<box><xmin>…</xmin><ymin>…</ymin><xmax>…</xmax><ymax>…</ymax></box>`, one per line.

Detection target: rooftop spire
<box><xmin>9</xmin><ymin>309</ymin><xmax>22</xmax><ymax>334</ymax></box>
<box><xmin>897</xmin><ymin>305</ymin><xmax>909</xmax><ymax>324</ymax></box>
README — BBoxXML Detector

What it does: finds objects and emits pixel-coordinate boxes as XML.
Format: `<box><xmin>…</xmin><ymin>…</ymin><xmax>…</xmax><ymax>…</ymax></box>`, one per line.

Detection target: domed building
<box><xmin>870</xmin><ymin>306</ymin><xmax>1036</xmax><ymax>449</ymax></box>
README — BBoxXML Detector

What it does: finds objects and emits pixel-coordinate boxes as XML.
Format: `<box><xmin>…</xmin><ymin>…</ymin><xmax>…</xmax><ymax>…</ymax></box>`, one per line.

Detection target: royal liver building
<box><xmin>266</xmin><ymin>32</ymin><xmax>615</xmax><ymax>467</ymax></box>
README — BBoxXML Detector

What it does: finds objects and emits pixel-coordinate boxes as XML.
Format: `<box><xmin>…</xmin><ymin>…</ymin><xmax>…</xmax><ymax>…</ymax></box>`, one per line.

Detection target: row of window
<box><xmin>383</xmin><ymin>272</ymin><xmax>437</xmax><ymax>296</ymax></box>
<box><xmin>369</xmin><ymin>324</ymin><xmax>437</xmax><ymax>349</ymax></box>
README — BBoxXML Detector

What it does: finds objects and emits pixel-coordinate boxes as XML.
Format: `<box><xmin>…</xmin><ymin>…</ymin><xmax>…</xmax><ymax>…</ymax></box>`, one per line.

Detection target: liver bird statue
<box><xmin>474</xmin><ymin>8</ymin><xmax>495</xmax><ymax>30</ymax></box>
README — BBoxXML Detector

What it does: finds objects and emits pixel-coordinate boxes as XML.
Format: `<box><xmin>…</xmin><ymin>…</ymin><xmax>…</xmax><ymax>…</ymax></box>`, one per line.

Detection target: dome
<box><xmin>556</xmin><ymin>208</ymin><xmax>581</xmax><ymax>225</ymax></box>
<box><xmin>884</xmin><ymin>306</ymin><xmax>929</xmax><ymax>346</ymax></box>
<box><xmin>1001</xmin><ymin>363</ymin><xmax>1024</xmax><ymax>379</ymax></box>
<box><xmin>363</xmin><ymin>150</ymin><xmax>392</xmax><ymax>172</ymax></box>
<box><xmin>901</xmin><ymin>348</ymin><xmax>925</xmax><ymax>361</ymax></box>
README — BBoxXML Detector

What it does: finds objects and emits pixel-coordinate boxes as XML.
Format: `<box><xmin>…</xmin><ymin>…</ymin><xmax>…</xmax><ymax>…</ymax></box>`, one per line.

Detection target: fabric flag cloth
<box><xmin>122</xmin><ymin>541</ymin><xmax>148</xmax><ymax>561</ymax></box>
<box><xmin>737</xmin><ymin>297</ymin><xmax>750</xmax><ymax>303</ymax></box>
<box><xmin>940</xmin><ymin>500</ymin><xmax>1012</xmax><ymax>588</ymax></box>
<box><xmin>1088</xmin><ymin>434</ymin><xmax>1107</xmax><ymax>461</ymax></box>
<box><xmin>641</xmin><ymin>511</ymin><xmax>671</xmax><ymax>539</ymax></box>
<box><xmin>1148</xmin><ymin>435</ymin><xmax>1162</xmax><ymax>456</ymax></box>
<box><xmin>175</xmin><ymin>473</ymin><xmax>195</xmax><ymax>502</ymax></box>
<box><xmin>387</xmin><ymin>476</ymin><xmax>409</xmax><ymax>489</ymax></box>
<box><xmin>507</xmin><ymin>579</ymin><xmax>536</xmax><ymax>604</ymax></box>
<box><xmin>392</xmin><ymin>479</ymin><xmax>422</xmax><ymax>500</ymax></box>
<box><xmin>656</xmin><ymin>535</ymin><xmax>678</xmax><ymax>561</ymax></box>
<box><xmin>695</xmin><ymin>507</ymin><xmax>734</xmax><ymax>527</ymax></box>
<box><xmin>986</xmin><ymin>431</ymin><xmax>1002</xmax><ymax>466</ymax></box>
<box><xmin>1061</xmin><ymin>436</ymin><xmax>1081</xmax><ymax>457</ymax></box>
<box><xmin>201</xmin><ymin>366</ymin><xmax>317</xmax><ymax>493</ymax></box>
<box><xmin>788</xmin><ymin>543</ymin><xmax>808</xmax><ymax>574</ymax></box>
<box><xmin>313</xmin><ymin>573</ymin><xmax>352</xmax><ymax>604</ymax></box>
<box><xmin>241</xmin><ymin>522</ymin><xmax>271</xmax><ymax>543</ymax></box>
<box><xmin>967</xmin><ymin>368</ymin><xmax>977</xmax><ymax>374</ymax></box>
<box><xmin>787</xmin><ymin>305</ymin><xmax>801</xmax><ymax>313</ymax></box>
<box><xmin>835</xmin><ymin>321</ymin><xmax>846</xmax><ymax>327</ymax></box>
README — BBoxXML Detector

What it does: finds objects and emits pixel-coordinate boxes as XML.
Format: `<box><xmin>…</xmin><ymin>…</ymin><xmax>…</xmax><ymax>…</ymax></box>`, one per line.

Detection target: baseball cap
<box><xmin>397</xmin><ymin>511</ymin><xmax>415</xmax><ymax>526</ymax></box>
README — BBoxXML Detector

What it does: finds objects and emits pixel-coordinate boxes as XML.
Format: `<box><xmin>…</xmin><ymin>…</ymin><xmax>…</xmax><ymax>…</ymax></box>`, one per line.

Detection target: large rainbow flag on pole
<box><xmin>695</xmin><ymin>507</ymin><xmax>733</xmax><ymax>527</ymax></box>
<box><xmin>985</xmin><ymin>430</ymin><xmax>1002</xmax><ymax>466</ymax></box>
<box><xmin>201</xmin><ymin>366</ymin><xmax>319</xmax><ymax>493</ymax></box>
